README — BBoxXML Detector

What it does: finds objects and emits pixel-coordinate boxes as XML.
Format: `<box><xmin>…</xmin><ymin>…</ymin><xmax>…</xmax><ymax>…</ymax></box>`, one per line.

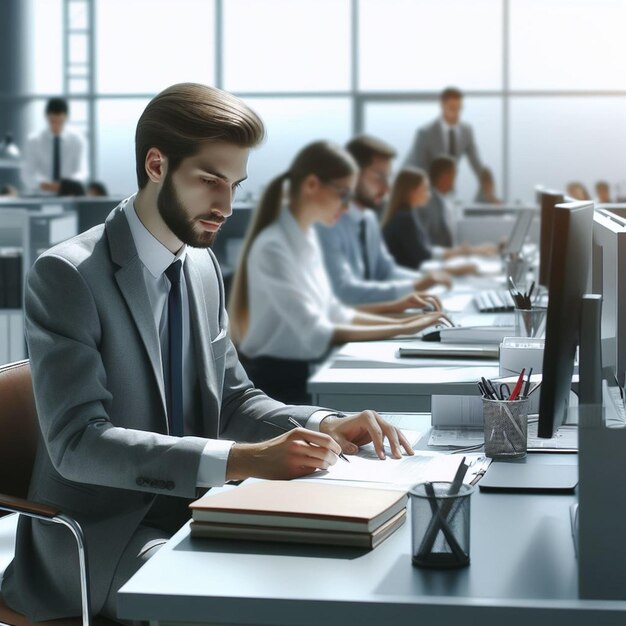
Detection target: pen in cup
<box><xmin>261</xmin><ymin>417</ymin><xmax>350</xmax><ymax>462</ymax></box>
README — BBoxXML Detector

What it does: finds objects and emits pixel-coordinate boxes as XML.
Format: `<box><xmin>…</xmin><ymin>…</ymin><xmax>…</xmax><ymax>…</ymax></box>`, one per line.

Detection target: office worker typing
<box><xmin>316</xmin><ymin>134</ymin><xmax>452</xmax><ymax>306</ymax></box>
<box><xmin>230</xmin><ymin>141</ymin><xmax>449</xmax><ymax>405</ymax></box>
<box><xmin>21</xmin><ymin>97</ymin><xmax>87</xmax><ymax>194</ymax></box>
<box><xmin>382</xmin><ymin>166</ymin><xmax>497</xmax><ymax>271</ymax></box>
<box><xmin>1</xmin><ymin>84</ymin><xmax>415</xmax><ymax>624</ymax></box>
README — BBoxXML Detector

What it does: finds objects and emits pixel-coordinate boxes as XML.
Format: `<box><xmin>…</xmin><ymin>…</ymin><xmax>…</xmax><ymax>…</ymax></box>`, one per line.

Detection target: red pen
<box><xmin>509</xmin><ymin>368</ymin><xmax>526</xmax><ymax>401</ymax></box>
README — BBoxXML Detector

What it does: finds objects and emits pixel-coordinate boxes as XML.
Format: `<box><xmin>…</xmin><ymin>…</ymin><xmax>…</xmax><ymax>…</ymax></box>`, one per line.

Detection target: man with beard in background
<box><xmin>317</xmin><ymin>134</ymin><xmax>452</xmax><ymax>305</ymax></box>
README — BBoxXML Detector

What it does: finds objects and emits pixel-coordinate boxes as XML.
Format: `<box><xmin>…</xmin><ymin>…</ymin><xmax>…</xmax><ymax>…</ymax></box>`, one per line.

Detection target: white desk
<box><xmin>117</xmin><ymin>418</ymin><xmax>624</xmax><ymax>625</ymax></box>
<box><xmin>308</xmin><ymin>276</ymin><xmax>515</xmax><ymax>412</ymax></box>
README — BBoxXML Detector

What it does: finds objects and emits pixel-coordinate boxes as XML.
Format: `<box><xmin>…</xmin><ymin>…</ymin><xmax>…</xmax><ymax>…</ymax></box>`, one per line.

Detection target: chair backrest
<box><xmin>0</xmin><ymin>361</ymin><xmax>38</xmax><ymax>504</ymax></box>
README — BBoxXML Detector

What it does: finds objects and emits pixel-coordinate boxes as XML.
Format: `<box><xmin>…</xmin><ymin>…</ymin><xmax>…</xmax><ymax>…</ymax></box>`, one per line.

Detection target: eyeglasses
<box><xmin>323</xmin><ymin>182</ymin><xmax>353</xmax><ymax>206</ymax></box>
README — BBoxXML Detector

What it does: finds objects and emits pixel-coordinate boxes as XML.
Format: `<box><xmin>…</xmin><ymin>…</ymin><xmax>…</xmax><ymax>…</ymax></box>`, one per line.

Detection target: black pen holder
<box><xmin>409</xmin><ymin>481</ymin><xmax>473</xmax><ymax>569</ymax></box>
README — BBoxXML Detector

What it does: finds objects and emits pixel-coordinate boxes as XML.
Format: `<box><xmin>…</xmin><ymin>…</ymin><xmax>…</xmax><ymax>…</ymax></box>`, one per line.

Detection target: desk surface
<box><xmin>307</xmin><ymin>278</ymin><xmax>513</xmax><ymax>412</ymax></box>
<box><xmin>118</xmin><ymin>418</ymin><xmax>625</xmax><ymax>626</ymax></box>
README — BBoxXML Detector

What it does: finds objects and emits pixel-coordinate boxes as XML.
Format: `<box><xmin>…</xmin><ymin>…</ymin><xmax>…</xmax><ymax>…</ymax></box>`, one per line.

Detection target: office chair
<box><xmin>0</xmin><ymin>360</ymin><xmax>118</xmax><ymax>626</ymax></box>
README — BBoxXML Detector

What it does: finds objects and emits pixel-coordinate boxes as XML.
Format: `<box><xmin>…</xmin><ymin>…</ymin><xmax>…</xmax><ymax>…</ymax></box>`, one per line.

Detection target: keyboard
<box><xmin>474</xmin><ymin>289</ymin><xmax>516</xmax><ymax>313</ymax></box>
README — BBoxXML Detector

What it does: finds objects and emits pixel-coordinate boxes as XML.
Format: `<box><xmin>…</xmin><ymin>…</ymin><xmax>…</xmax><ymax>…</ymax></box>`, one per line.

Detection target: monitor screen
<box><xmin>592</xmin><ymin>209</ymin><xmax>626</xmax><ymax>383</ymax></box>
<box><xmin>538</xmin><ymin>201</ymin><xmax>595</xmax><ymax>438</ymax></box>
<box><xmin>538</xmin><ymin>190</ymin><xmax>565</xmax><ymax>288</ymax></box>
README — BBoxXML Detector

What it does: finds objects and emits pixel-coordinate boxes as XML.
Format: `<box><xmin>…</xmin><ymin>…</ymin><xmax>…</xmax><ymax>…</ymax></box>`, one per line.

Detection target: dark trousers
<box><xmin>240</xmin><ymin>354</ymin><xmax>312</xmax><ymax>405</ymax></box>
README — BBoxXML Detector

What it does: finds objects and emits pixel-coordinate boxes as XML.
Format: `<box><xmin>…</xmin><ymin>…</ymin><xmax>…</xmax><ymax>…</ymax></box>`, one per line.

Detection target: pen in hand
<box><xmin>261</xmin><ymin>418</ymin><xmax>350</xmax><ymax>462</ymax></box>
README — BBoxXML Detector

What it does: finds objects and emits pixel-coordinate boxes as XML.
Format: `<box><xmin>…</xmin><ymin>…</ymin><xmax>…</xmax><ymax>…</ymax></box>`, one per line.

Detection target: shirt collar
<box><xmin>440</xmin><ymin>118</ymin><xmax>458</xmax><ymax>133</ymax></box>
<box><xmin>123</xmin><ymin>193</ymin><xmax>187</xmax><ymax>279</ymax></box>
<box><xmin>279</xmin><ymin>206</ymin><xmax>316</xmax><ymax>256</ymax></box>
<box><xmin>346</xmin><ymin>201</ymin><xmax>366</xmax><ymax>223</ymax></box>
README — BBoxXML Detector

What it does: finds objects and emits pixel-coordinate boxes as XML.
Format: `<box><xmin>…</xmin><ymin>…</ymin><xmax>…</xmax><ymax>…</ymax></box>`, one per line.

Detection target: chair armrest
<box><xmin>0</xmin><ymin>493</ymin><xmax>59</xmax><ymax>519</ymax></box>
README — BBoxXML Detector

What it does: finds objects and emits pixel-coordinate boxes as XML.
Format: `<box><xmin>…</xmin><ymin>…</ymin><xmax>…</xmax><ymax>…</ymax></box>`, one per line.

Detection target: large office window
<box><xmin>19</xmin><ymin>0</ymin><xmax>626</xmax><ymax>202</ymax></box>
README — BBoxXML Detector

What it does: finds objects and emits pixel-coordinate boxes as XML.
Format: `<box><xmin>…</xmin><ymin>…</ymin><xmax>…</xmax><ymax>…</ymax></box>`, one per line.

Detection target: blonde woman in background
<box><xmin>229</xmin><ymin>142</ymin><xmax>449</xmax><ymax>403</ymax></box>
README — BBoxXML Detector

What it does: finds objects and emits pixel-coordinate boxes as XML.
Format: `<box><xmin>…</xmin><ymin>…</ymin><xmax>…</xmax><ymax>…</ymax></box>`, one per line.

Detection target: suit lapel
<box><xmin>105</xmin><ymin>203</ymin><xmax>167</xmax><ymax>419</ymax></box>
<box><xmin>185</xmin><ymin>253</ymin><xmax>220</xmax><ymax>405</ymax></box>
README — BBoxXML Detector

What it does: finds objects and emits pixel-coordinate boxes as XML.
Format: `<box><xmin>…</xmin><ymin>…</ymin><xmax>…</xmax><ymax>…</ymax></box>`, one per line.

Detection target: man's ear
<box><xmin>145</xmin><ymin>147</ymin><xmax>167</xmax><ymax>184</ymax></box>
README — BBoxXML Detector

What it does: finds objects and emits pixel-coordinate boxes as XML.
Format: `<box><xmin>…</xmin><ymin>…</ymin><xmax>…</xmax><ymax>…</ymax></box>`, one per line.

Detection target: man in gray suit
<box><xmin>1</xmin><ymin>84</ymin><xmax>413</xmax><ymax>623</ymax></box>
<box><xmin>404</xmin><ymin>87</ymin><xmax>483</xmax><ymax>179</ymax></box>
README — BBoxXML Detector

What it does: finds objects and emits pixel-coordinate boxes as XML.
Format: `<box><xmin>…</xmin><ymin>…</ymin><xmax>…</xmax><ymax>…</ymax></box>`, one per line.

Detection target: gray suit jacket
<box><xmin>2</xmin><ymin>202</ymin><xmax>322</xmax><ymax>621</ymax></box>
<box><xmin>404</xmin><ymin>118</ymin><xmax>482</xmax><ymax>177</ymax></box>
<box><xmin>421</xmin><ymin>192</ymin><xmax>455</xmax><ymax>248</ymax></box>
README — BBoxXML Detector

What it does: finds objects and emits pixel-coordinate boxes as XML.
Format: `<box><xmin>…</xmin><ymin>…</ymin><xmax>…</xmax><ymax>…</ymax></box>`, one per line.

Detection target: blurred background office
<box><xmin>1</xmin><ymin>0</ymin><xmax>626</xmax><ymax>204</ymax></box>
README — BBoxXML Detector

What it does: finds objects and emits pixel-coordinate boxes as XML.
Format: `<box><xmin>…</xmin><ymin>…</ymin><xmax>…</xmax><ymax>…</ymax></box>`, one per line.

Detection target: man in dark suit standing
<box><xmin>404</xmin><ymin>87</ymin><xmax>483</xmax><ymax>180</ymax></box>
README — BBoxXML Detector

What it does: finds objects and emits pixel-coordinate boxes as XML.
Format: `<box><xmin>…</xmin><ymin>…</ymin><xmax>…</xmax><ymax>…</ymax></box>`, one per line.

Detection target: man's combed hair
<box><xmin>135</xmin><ymin>83</ymin><xmax>265</xmax><ymax>188</ymax></box>
<box><xmin>429</xmin><ymin>155</ymin><xmax>456</xmax><ymax>184</ymax></box>
<box><xmin>440</xmin><ymin>86</ymin><xmax>463</xmax><ymax>102</ymax></box>
<box><xmin>345</xmin><ymin>134</ymin><xmax>397</xmax><ymax>169</ymax></box>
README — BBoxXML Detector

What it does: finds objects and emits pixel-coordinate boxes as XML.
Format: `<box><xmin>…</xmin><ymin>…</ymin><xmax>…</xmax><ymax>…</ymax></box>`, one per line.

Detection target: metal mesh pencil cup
<box><xmin>482</xmin><ymin>397</ymin><xmax>529</xmax><ymax>459</ymax></box>
<box><xmin>410</xmin><ymin>481</ymin><xmax>473</xmax><ymax>569</ymax></box>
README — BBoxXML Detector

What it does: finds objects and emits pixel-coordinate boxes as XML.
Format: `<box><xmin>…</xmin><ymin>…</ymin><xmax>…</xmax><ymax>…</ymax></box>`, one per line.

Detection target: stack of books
<box><xmin>189</xmin><ymin>480</ymin><xmax>407</xmax><ymax>549</ymax></box>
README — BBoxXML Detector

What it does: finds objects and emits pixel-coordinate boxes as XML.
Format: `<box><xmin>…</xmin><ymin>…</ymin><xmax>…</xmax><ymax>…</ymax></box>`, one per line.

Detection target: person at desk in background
<box><xmin>403</xmin><ymin>86</ymin><xmax>483</xmax><ymax>181</ymax></box>
<box><xmin>316</xmin><ymin>134</ymin><xmax>452</xmax><ymax>307</ymax></box>
<box><xmin>565</xmin><ymin>181</ymin><xmax>591</xmax><ymax>201</ymax></box>
<box><xmin>87</xmin><ymin>180</ymin><xmax>109</xmax><ymax>197</ymax></box>
<box><xmin>420</xmin><ymin>155</ymin><xmax>460</xmax><ymax>247</ymax></box>
<box><xmin>1</xmin><ymin>84</ymin><xmax>415</xmax><ymax>625</ymax></box>
<box><xmin>474</xmin><ymin>167</ymin><xmax>502</xmax><ymax>204</ymax></box>
<box><xmin>595</xmin><ymin>180</ymin><xmax>611</xmax><ymax>204</ymax></box>
<box><xmin>382</xmin><ymin>166</ymin><xmax>497</xmax><ymax>273</ymax></box>
<box><xmin>21</xmin><ymin>97</ymin><xmax>87</xmax><ymax>194</ymax></box>
<box><xmin>229</xmin><ymin>141</ymin><xmax>449</xmax><ymax>405</ymax></box>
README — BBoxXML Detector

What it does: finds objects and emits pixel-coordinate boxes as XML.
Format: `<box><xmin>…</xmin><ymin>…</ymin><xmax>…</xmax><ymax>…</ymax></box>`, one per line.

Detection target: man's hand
<box><xmin>226</xmin><ymin>428</ymin><xmax>342</xmax><ymax>481</ymax></box>
<box><xmin>445</xmin><ymin>262</ymin><xmax>478</xmax><ymax>277</ymax></box>
<box><xmin>385</xmin><ymin>292</ymin><xmax>442</xmax><ymax>314</ymax></box>
<box><xmin>320</xmin><ymin>412</ymin><xmax>415</xmax><ymax>460</ymax></box>
<box><xmin>414</xmin><ymin>270</ymin><xmax>453</xmax><ymax>291</ymax></box>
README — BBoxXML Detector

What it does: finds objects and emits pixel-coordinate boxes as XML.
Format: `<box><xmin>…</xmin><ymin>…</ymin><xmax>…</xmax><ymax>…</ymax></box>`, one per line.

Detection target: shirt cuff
<box><xmin>196</xmin><ymin>439</ymin><xmax>236</xmax><ymax>488</ymax></box>
<box><xmin>431</xmin><ymin>246</ymin><xmax>445</xmax><ymax>260</ymax></box>
<box><xmin>305</xmin><ymin>410</ymin><xmax>346</xmax><ymax>431</ymax></box>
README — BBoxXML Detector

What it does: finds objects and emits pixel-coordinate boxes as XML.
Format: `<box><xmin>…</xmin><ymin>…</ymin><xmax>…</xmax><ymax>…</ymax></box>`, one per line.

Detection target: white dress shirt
<box><xmin>241</xmin><ymin>206</ymin><xmax>355</xmax><ymax>360</ymax></box>
<box><xmin>123</xmin><ymin>196</ymin><xmax>233</xmax><ymax>487</ymax></box>
<box><xmin>21</xmin><ymin>127</ymin><xmax>87</xmax><ymax>192</ymax></box>
<box><xmin>123</xmin><ymin>197</ymin><xmax>334</xmax><ymax>486</ymax></box>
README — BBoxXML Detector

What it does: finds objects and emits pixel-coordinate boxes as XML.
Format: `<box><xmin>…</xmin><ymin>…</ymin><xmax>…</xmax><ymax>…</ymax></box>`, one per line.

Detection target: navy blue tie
<box><xmin>52</xmin><ymin>135</ymin><xmax>61</xmax><ymax>181</ymax></box>
<box><xmin>359</xmin><ymin>219</ymin><xmax>371</xmax><ymax>280</ymax></box>
<box><xmin>165</xmin><ymin>261</ymin><xmax>184</xmax><ymax>436</ymax></box>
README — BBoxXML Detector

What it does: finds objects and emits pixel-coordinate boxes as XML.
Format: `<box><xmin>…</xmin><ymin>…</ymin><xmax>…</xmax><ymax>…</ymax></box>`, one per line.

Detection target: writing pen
<box><xmin>261</xmin><ymin>418</ymin><xmax>350</xmax><ymax>462</ymax></box>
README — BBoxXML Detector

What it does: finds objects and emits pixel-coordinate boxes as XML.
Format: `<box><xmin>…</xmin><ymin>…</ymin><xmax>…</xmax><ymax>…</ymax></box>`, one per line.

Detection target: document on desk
<box><xmin>309</xmin><ymin>431</ymin><xmax>489</xmax><ymax>489</ymax></box>
<box><xmin>428</xmin><ymin>422</ymin><xmax>578</xmax><ymax>451</ymax></box>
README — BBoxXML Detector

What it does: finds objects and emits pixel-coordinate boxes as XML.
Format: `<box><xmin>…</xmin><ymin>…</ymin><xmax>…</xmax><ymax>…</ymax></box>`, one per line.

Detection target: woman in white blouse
<box><xmin>229</xmin><ymin>141</ymin><xmax>449</xmax><ymax>403</ymax></box>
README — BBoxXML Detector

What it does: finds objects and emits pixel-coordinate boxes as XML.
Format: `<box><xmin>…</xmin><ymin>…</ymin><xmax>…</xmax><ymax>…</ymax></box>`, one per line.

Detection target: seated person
<box><xmin>595</xmin><ymin>180</ymin><xmax>611</xmax><ymax>204</ymax></box>
<box><xmin>382</xmin><ymin>167</ymin><xmax>497</xmax><ymax>273</ymax></box>
<box><xmin>229</xmin><ymin>141</ymin><xmax>449</xmax><ymax>404</ymax></box>
<box><xmin>2</xmin><ymin>84</ymin><xmax>414</xmax><ymax>623</ymax></box>
<box><xmin>421</xmin><ymin>155</ymin><xmax>458</xmax><ymax>247</ymax></box>
<box><xmin>57</xmin><ymin>178</ymin><xmax>85</xmax><ymax>196</ymax></box>
<box><xmin>86</xmin><ymin>180</ymin><xmax>109</xmax><ymax>196</ymax></box>
<box><xmin>566</xmin><ymin>181</ymin><xmax>591</xmax><ymax>201</ymax></box>
<box><xmin>474</xmin><ymin>167</ymin><xmax>502</xmax><ymax>204</ymax></box>
<box><xmin>316</xmin><ymin>134</ymin><xmax>452</xmax><ymax>306</ymax></box>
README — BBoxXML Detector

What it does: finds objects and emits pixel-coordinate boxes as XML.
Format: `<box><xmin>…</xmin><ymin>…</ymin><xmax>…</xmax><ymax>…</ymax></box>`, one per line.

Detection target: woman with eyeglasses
<box><xmin>229</xmin><ymin>141</ymin><xmax>450</xmax><ymax>403</ymax></box>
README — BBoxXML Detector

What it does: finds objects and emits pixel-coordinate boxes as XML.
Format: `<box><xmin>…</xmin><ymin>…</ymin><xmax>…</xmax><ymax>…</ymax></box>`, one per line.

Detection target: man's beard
<box><xmin>354</xmin><ymin>184</ymin><xmax>383</xmax><ymax>212</ymax></box>
<box><xmin>157</xmin><ymin>172</ymin><xmax>221</xmax><ymax>249</ymax></box>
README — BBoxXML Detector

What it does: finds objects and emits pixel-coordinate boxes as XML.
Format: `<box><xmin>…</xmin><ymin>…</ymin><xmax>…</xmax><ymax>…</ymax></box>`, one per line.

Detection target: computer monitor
<box><xmin>501</xmin><ymin>207</ymin><xmax>536</xmax><ymax>256</ymax></box>
<box><xmin>537</xmin><ymin>189</ymin><xmax>565</xmax><ymax>288</ymax></box>
<box><xmin>592</xmin><ymin>209</ymin><xmax>626</xmax><ymax>383</ymax></box>
<box><xmin>538</xmin><ymin>201</ymin><xmax>595</xmax><ymax>438</ymax></box>
<box><xmin>596</xmin><ymin>203</ymin><xmax>626</xmax><ymax>220</ymax></box>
